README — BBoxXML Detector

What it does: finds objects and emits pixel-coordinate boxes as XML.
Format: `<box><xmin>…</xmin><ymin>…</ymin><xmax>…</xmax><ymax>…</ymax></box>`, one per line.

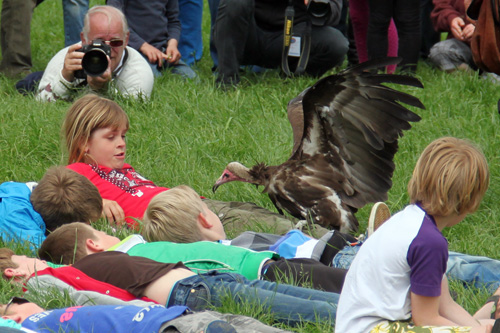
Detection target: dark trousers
<box><xmin>367</xmin><ymin>0</ymin><xmax>421</xmax><ymax>72</ymax></box>
<box><xmin>213</xmin><ymin>0</ymin><xmax>348</xmax><ymax>80</ymax></box>
<box><xmin>264</xmin><ymin>257</ymin><xmax>347</xmax><ymax>293</ymax></box>
<box><xmin>0</xmin><ymin>0</ymin><xmax>37</xmax><ymax>77</ymax></box>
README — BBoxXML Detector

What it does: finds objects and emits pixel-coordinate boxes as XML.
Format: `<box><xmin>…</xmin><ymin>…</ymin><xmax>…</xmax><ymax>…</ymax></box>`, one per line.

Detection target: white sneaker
<box><xmin>367</xmin><ymin>202</ymin><xmax>391</xmax><ymax>237</ymax></box>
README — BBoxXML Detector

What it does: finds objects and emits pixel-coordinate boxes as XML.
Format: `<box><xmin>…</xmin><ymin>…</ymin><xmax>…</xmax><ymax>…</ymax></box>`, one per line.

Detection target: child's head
<box><xmin>408</xmin><ymin>137</ymin><xmax>490</xmax><ymax>217</ymax></box>
<box><xmin>0</xmin><ymin>248</ymin><xmax>49</xmax><ymax>281</ymax></box>
<box><xmin>38</xmin><ymin>222</ymin><xmax>119</xmax><ymax>264</ymax></box>
<box><xmin>31</xmin><ymin>166</ymin><xmax>103</xmax><ymax>234</ymax></box>
<box><xmin>63</xmin><ymin>94</ymin><xmax>129</xmax><ymax>168</ymax></box>
<box><xmin>142</xmin><ymin>185</ymin><xmax>226</xmax><ymax>243</ymax></box>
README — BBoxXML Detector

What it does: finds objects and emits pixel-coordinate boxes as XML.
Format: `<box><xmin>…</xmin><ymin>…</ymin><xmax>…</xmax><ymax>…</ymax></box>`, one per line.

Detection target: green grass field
<box><xmin>1</xmin><ymin>0</ymin><xmax>500</xmax><ymax>331</ymax></box>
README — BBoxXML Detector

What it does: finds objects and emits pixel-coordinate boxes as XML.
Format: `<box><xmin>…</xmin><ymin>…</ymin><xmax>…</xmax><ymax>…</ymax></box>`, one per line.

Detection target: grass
<box><xmin>2</xmin><ymin>0</ymin><xmax>500</xmax><ymax>330</ymax></box>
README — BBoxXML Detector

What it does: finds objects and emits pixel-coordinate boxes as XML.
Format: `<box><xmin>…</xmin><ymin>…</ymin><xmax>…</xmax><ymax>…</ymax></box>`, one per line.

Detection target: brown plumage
<box><xmin>213</xmin><ymin>58</ymin><xmax>424</xmax><ymax>233</ymax></box>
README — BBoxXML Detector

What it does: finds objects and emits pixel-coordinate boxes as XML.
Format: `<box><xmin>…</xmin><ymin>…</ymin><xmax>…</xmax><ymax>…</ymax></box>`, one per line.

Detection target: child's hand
<box><xmin>165</xmin><ymin>39</ymin><xmax>181</xmax><ymax>64</ymax></box>
<box><xmin>140</xmin><ymin>42</ymin><xmax>170</xmax><ymax>67</ymax></box>
<box><xmin>102</xmin><ymin>199</ymin><xmax>125</xmax><ymax>225</ymax></box>
<box><xmin>450</xmin><ymin>17</ymin><xmax>466</xmax><ymax>40</ymax></box>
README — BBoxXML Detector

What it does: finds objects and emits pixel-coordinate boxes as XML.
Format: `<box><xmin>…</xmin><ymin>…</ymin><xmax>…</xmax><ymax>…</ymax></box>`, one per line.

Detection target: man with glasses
<box><xmin>35</xmin><ymin>5</ymin><xmax>154</xmax><ymax>102</ymax></box>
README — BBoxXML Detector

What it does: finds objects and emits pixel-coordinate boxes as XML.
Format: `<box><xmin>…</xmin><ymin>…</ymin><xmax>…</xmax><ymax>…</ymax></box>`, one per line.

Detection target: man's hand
<box><xmin>62</xmin><ymin>43</ymin><xmax>85</xmax><ymax>82</ymax></box>
<box><xmin>140</xmin><ymin>42</ymin><xmax>170</xmax><ymax>66</ymax></box>
<box><xmin>102</xmin><ymin>198</ymin><xmax>125</xmax><ymax>225</ymax></box>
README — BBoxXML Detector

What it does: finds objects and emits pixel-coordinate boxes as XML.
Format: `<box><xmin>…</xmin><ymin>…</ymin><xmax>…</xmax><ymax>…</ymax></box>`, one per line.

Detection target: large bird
<box><xmin>212</xmin><ymin>58</ymin><xmax>425</xmax><ymax>233</ymax></box>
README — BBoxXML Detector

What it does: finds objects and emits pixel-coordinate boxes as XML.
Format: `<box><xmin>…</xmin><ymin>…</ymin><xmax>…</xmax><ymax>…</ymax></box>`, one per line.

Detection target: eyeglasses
<box><xmin>106</xmin><ymin>39</ymin><xmax>124</xmax><ymax>48</ymax></box>
<box><xmin>2</xmin><ymin>297</ymin><xmax>29</xmax><ymax>316</ymax></box>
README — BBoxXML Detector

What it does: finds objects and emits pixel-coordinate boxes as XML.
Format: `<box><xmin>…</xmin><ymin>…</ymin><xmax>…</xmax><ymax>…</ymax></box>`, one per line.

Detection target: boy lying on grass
<box><xmin>3</xmin><ymin>247</ymin><xmax>339</xmax><ymax>327</ymax></box>
<box><xmin>0</xmin><ymin>296</ymin><xmax>286</xmax><ymax>332</ymax></box>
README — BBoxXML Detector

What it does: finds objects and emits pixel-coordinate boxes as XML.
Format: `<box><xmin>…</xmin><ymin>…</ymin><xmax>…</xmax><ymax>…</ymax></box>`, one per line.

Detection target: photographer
<box><xmin>213</xmin><ymin>0</ymin><xmax>348</xmax><ymax>88</ymax></box>
<box><xmin>36</xmin><ymin>5</ymin><xmax>154</xmax><ymax>102</ymax></box>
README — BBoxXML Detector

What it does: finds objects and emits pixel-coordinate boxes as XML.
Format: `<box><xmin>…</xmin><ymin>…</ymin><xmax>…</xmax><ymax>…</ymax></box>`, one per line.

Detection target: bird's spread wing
<box><xmin>287</xmin><ymin>58</ymin><xmax>424</xmax><ymax>209</ymax></box>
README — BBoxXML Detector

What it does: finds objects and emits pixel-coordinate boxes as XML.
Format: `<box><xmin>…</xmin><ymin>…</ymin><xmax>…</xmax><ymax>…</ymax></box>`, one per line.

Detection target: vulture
<box><xmin>212</xmin><ymin>58</ymin><xmax>425</xmax><ymax>233</ymax></box>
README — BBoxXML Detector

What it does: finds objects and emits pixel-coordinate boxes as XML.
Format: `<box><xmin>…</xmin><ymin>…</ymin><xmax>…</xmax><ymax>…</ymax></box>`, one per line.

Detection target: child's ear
<box><xmin>198</xmin><ymin>212</ymin><xmax>213</xmax><ymax>229</ymax></box>
<box><xmin>4</xmin><ymin>268</ymin><xmax>27</xmax><ymax>280</ymax></box>
<box><xmin>86</xmin><ymin>238</ymin><xmax>104</xmax><ymax>253</ymax></box>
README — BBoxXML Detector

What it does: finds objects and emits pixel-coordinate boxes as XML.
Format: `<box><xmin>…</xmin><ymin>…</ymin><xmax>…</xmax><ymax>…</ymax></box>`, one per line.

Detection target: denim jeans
<box><xmin>167</xmin><ymin>272</ymin><xmax>338</xmax><ymax>326</ymax></box>
<box><xmin>332</xmin><ymin>244</ymin><xmax>500</xmax><ymax>293</ymax></box>
<box><xmin>62</xmin><ymin>0</ymin><xmax>89</xmax><ymax>47</ymax></box>
<box><xmin>178</xmin><ymin>0</ymin><xmax>203</xmax><ymax>65</ymax></box>
<box><xmin>147</xmin><ymin>58</ymin><xmax>198</xmax><ymax>80</ymax></box>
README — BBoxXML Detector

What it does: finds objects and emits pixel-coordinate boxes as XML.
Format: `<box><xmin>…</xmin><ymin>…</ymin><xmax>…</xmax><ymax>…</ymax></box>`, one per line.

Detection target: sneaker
<box><xmin>367</xmin><ymin>202</ymin><xmax>391</xmax><ymax>237</ymax></box>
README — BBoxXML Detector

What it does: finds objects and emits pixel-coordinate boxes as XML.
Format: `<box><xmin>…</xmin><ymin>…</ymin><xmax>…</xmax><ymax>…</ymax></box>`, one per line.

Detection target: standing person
<box><xmin>0</xmin><ymin>0</ymin><xmax>89</xmax><ymax>79</ymax></box>
<box><xmin>36</xmin><ymin>5</ymin><xmax>154</xmax><ymax>101</ymax></box>
<box><xmin>107</xmin><ymin>0</ymin><xmax>197</xmax><ymax>79</ymax></box>
<box><xmin>177</xmin><ymin>0</ymin><xmax>203</xmax><ymax>66</ymax></box>
<box><xmin>62</xmin><ymin>94</ymin><xmax>330</xmax><ymax>237</ymax></box>
<box><xmin>213</xmin><ymin>0</ymin><xmax>348</xmax><ymax>88</ymax></box>
<box><xmin>367</xmin><ymin>0</ymin><xmax>421</xmax><ymax>73</ymax></box>
<box><xmin>336</xmin><ymin>137</ymin><xmax>493</xmax><ymax>332</ymax></box>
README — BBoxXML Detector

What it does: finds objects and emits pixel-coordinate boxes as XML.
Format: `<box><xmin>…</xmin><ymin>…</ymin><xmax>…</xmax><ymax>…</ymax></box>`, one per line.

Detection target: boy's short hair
<box><xmin>0</xmin><ymin>248</ymin><xmax>17</xmax><ymax>279</ymax></box>
<box><xmin>38</xmin><ymin>222</ymin><xmax>96</xmax><ymax>265</ymax></box>
<box><xmin>142</xmin><ymin>185</ymin><xmax>203</xmax><ymax>243</ymax></box>
<box><xmin>408</xmin><ymin>137</ymin><xmax>490</xmax><ymax>216</ymax></box>
<box><xmin>31</xmin><ymin>167</ymin><xmax>103</xmax><ymax>234</ymax></box>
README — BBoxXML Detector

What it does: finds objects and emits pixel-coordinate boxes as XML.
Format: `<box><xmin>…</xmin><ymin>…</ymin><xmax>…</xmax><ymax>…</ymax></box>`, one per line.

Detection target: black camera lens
<box><xmin>82</xmin><ymin>49</ymin><xmax>109</xmax><ymax>77</ymax></box>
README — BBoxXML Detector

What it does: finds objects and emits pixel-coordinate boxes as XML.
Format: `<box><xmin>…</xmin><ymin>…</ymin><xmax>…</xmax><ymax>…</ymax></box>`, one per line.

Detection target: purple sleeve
<box><xmin>406</xmin><ymin>215</ymin><xmax>448</xmax><ymax>297</ymax></box>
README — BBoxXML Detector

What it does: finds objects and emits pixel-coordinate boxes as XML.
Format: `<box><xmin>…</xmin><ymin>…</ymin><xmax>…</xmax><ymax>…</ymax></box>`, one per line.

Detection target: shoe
<box><xmin>215</xmin><ymin>73</ymin><xmax>240</xmax><ymax>90</ymax></box>
<box><xmin>367</xmin><ymin>202</ymin><xmax>391</xmax><ymax>237</ymax></box>
<box><xmin>205</xmin><ymin>320</ymin><xmax>237</xmax><ymax>333</ymax></box>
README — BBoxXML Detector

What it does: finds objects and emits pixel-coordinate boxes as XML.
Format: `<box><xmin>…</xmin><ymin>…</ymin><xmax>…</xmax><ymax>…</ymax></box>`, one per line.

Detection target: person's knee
<box><xmin>310</xmin><ymin>27</ymin><xmax>348</xmax><ymax>71</ymax></box>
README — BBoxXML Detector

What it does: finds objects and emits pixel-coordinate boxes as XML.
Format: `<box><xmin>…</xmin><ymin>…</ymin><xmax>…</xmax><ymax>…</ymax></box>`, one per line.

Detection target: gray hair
<box><xmin>82</xmin><ymin>5</ymin><xmax>129</xmax><ymax>41</ymax></box>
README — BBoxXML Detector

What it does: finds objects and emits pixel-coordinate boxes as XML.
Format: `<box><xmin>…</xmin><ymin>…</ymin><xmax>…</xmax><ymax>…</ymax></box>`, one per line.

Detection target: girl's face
<box><xmin>85</xmin><ymin>124</ymin><xmax>128</xmax><ymax>169</ymax></box>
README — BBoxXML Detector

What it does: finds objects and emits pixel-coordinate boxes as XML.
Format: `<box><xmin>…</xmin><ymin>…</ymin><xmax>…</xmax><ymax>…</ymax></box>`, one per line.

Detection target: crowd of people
<box><xmin>2</xmin><ymin>0</ymin><xmax>500</xmax><ymax>332</ymax></box>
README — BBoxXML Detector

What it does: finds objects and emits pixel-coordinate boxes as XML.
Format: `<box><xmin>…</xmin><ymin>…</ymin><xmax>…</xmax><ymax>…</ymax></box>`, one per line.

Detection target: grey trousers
<box><xmin>0</xmin><ymin>0</ymin><xmax>37</xmax><ymax>77</ymax></box>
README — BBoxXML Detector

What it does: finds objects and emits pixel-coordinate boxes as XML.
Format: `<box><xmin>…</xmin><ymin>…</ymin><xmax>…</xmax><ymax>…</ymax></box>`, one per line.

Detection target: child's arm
<box><xmin>411</xmin><ymin>276</ymin><xmax>485</xmax><ymax>327</ymax></box>
<box><xmin>102</xmin><ymin>199</ymin><xmax>125</xmax><ymax>224</ymax></box>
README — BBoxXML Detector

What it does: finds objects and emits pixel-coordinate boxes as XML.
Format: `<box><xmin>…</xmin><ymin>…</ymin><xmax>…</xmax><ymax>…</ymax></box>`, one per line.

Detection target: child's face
<box><xmin>9</xmin><ymin>255</ymin><xmax>50</xmax><ymax>279</ymax></box>
<box><xmin>85</xmin><ymin>125</ymin><xmax>128</xmax><ymax>169</ymax></box>
<box><xmin>1</xmin><ymin>299</ymin><xmax>44</xmax><ymax>323</ymax></box>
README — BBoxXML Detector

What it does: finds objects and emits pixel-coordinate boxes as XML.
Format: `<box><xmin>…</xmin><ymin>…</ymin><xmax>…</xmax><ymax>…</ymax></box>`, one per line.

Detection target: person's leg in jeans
<box><xmin>446</xmin><ymin>251</ymin><xmax>500</xmax><ymax>293</ymax></box>
<box><xmin>213</xmin><ymin>0</ymin><xmax>257</xmax><ymax>85</ymax></box>
<box><xmin>178</xmin><ymin>0</ymin><xmax>203</xmax><ymax>66</ymax></box>
<box><xmin>393</xmin><ymin>0</ymin><xmax>421</xmax><ymax>72</ymax></box>
<box><xmin>169</xmin><ymin>273</ymin><xmax>338</xmax><ymax>326</ymax></box>
<box><xmin>62</xmin><ymin>0</ymin><xmax>89</xmax><ymax>47</ymax></box>
<box><xmin>0</xmin><ymin>0</ymin><xmax>37</xmax><ymax>78</ymax></box>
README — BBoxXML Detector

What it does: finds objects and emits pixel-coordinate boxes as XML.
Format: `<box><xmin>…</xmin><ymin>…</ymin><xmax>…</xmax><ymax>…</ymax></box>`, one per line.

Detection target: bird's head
<box><xmin>212</xmin><ymin>162</ymin><xmax>256</xmax><ymax>193</ymax></box>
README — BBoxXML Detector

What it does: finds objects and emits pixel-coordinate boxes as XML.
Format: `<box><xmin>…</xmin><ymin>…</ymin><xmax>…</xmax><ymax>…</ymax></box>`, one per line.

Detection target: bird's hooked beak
<box><xmin>212</xmin><ymin>171</ymin><xmax>232</xmax><ymax>193</ymax></box>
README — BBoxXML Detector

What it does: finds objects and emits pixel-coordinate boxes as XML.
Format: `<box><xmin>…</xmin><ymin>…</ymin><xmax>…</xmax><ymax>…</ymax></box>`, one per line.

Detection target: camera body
<box><xmin>74</xmin><ymin>39</ymin><xmax>112</xmax><ymax>79</ymax></box>
<box><xmin>307</xmin><ymin>0</ymin><xmax>331</xmax><ymax>26</ymax></box>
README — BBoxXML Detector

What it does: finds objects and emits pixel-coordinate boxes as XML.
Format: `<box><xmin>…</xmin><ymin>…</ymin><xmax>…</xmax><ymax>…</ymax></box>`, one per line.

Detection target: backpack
<box><xmin>469</xmin><ymin>0</ymin><xmax>500</xmax><ymax>74</ymax></box>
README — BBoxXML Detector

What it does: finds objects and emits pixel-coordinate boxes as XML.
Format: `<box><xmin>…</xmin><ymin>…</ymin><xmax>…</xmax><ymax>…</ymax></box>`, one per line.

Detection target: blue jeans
<box><xmin>62</xmin><ymin>0</ymin><xmax>88</xmax><ymax>47</ymax></box>
<box><xmin>167</xmin><ymin>272</ymin><xmax>337</xmax><ymax>326</ymax></box>
<box><xmin>332</xmin><ymin>244</ymin><xmax>500</xmax><ymax>293</ymax></box>
<box><xmin>147</xmin><ymin>57</ymin><xmax>198</xmax><ymax>80</ymax></box>
<box><xmin>178</xmin><ymin>0</ymin><xmax>203</xmax><ymax>65</ymax></box>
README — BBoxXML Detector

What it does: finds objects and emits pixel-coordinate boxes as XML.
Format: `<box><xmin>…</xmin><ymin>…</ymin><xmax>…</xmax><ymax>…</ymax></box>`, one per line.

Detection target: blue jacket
<box><xmin>0</xmin><ymin>182</ymin><xmax>45</xmax><ymax>250</ymax></box>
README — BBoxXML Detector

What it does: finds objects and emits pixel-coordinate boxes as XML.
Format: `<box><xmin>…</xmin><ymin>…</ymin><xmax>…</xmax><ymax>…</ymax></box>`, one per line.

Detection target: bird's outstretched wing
<box><xmin>287</xmin><ymin>58</ymin><xmax>425</xmax><ymax>209</ymax></box>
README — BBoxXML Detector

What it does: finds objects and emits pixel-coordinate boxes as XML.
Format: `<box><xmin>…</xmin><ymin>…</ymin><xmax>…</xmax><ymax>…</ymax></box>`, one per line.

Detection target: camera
<box><xmin>307</xmin><ymin>0</ymin><xmax>331</xmax><ymax>26</ymax></box>
<box><xmin>74</xmin><ymin>39</ymin><xmax>111</xmax><ymax>79</ymax></box>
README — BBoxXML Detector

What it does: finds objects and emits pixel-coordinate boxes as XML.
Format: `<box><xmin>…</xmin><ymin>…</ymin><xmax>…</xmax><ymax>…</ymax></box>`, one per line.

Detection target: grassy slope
<box><xmin>1</xmin><ymin>0</ymin><xmax>500</xmax><ymax>330</ymax></box>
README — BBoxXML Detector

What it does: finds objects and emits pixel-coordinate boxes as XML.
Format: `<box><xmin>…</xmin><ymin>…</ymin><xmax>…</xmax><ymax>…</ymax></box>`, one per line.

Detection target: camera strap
<box><xmin>281</xmin><ymin>0</ymin><xmax>312</xmax><ymax>77</ymax></box>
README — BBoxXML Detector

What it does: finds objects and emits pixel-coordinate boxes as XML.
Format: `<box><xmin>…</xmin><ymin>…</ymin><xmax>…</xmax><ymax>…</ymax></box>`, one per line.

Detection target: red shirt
<box><xmin>67</xmin><ymin>163</ymin><xmax>168</xmax><ymax>228</ymax></box>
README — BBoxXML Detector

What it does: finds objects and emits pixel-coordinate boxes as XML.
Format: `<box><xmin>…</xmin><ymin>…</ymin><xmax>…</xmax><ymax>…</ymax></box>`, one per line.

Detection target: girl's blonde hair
<box><xmin>142</xmin><ymin>185</ymin><xmax>204</xmax><ymax>243</ymax></box>
<box><xmin>63</xmin><ymin>94</ymin><xmax>129</xmax><ymax>164</ymax></box>
<box><xmin>408</xmin><ymin>137</ymin><xmax>489</xmax><ymax>217</ymax></box>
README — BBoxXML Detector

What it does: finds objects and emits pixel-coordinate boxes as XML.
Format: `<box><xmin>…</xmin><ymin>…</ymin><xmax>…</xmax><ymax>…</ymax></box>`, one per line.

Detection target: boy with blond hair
<box><xmin>336</xmin><ymin>137</ymin><xmax>493</xmax><ymax>332</ymax></box>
